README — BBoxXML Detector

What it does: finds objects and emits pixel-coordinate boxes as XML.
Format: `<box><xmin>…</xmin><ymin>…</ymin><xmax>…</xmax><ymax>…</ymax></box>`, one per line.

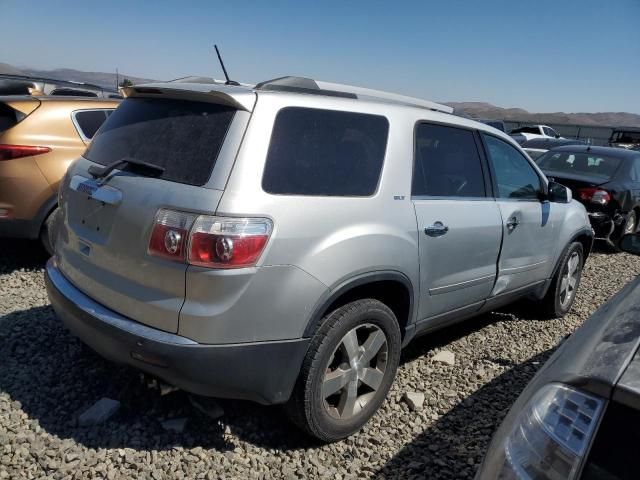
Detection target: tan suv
<box><xmin>0</xmin><ymin>95</ymin><xmax>119</xmax><ymax>253</ymax></box>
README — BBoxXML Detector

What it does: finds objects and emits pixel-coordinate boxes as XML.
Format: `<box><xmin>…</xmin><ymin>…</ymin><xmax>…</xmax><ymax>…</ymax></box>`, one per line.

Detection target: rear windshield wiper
<box><xmin>88</xmin><ymin>157</ymin><xmax>165</xmax><ymax>180</ymax></box>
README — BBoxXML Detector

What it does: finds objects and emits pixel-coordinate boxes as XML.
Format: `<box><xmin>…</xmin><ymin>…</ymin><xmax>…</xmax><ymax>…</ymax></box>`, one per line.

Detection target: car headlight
<box><xmin>483</xmin><ymin>383</ymin><xmax>605</xmax><ymax>479</ymax></box>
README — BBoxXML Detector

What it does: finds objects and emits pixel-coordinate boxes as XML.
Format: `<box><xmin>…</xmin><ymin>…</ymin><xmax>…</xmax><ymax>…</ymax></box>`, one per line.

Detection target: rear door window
<box><xmin>262</xmin><ymin>107</ymin><xmax>389</xmax><ymax>196</ymax></box>
<box><xmin>73</xmin><ymin>110</ymin><xmax>109</xmax><ymax>140</ymax></box>
<box><xmin>84</xmin><ymin>98</ymin><xmax>236</xmax><ymax>186</ymax></box>
<box><xmin>412</xmin><ymin>123</ymin><xmax>486</xmax><ymax>198</ymax></box>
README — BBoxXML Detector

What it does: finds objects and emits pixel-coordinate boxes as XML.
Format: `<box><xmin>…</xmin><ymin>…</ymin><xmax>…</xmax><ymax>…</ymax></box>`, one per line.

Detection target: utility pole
<box><xmin>116</xmin><ymin>68</ymin><xmax>119</xmax><ymax>90</ymax></box>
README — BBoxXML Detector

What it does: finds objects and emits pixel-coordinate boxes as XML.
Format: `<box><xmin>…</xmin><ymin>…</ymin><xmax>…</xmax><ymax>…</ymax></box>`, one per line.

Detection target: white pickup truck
<box><xmin>510</xmin><ymin>125</ymin><xmax>562</xmax><ymax>144</ymax></box>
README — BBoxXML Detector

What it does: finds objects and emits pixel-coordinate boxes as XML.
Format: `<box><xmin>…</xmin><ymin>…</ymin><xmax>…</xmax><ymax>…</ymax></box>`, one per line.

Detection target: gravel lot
<box><xmin>1</xmin><ymin>239</ymin><xmax>639</xmax><ymax>480</ymax></box>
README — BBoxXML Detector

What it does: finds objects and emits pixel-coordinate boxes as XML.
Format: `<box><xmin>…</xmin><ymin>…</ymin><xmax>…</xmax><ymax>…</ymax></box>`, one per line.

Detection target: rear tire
<box><xmin>617</xmin><ymin>210</ymin><xmax>637</xmax><ymax>247</ymax></box>
<box><xmin>286</xmin><ymin>299</ymin><xmax>401</xmax><ymax>442</ymax></box>
<box><xmin>39</xmin><ymin>207</ymin><xmax>60</xmax><ymax>256</ymax></box>
<box><xmin>539</xmin><ymin>242</ymin><xmax>583</xmax><ymax>318</ymax></box>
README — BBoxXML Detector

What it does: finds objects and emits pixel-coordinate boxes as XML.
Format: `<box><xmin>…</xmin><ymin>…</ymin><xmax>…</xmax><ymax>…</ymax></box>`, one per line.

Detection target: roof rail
<box><xmin>254</xmin><ymin>76</ymin><xmax>453</xmax><ymax>114</ymax></box>
<box><xmin>255</xmin><ymin>76</ymin><xmax>356</xmax><ymax>99</ymax></box>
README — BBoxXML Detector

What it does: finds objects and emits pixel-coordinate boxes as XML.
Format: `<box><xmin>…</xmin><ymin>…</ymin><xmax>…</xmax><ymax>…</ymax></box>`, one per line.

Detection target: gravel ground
<box><xmin>1</xmin><ymin>239</ymin><xmax>639</xmax><ymax>480</ymax></box>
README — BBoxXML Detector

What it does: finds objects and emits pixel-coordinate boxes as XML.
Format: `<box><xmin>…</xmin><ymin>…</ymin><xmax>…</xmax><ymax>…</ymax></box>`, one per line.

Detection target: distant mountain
<box><xmin>445</xmin><ymin>101</ymin><xmax>640</xmax><ymax>127</ymax></box>
<box><xmin>0</xmin><ymin>62</ymin><xmax>27</xmax><ymax>75</ymax></box>
<box><xmin>3</xmin><ymin>64</ymin><xmax>639</xmax><ymax>127</ymax></box>
<box><xmin>18</xmin><ymin>67</ymin><xmax>157</xmax><ymax>89</ymax></box>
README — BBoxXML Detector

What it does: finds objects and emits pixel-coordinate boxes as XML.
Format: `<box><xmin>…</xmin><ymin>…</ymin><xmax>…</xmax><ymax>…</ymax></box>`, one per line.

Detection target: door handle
<box><xmin>506</xmin><ymin>217</ymin><xmax>519</xmax><ymax>231</ymax></box>
<box><xmin>425</xmin><ymin>221</ymin><xmax>449</xmax><ymax>237</ymax></box>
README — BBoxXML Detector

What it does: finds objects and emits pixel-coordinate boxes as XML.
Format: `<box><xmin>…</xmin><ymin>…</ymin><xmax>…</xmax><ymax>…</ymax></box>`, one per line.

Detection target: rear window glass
<box><xmin>85</xmin><ymin>98</ymin><xmax>236</xmax><ymax>186</ymax></box>
<box><xmin>73</xmin><ymin>110</ymin><xmax>109</xmax><ymax>140</ymax></box>
<box><xmin>535</xmin><ymin>151</ymin><xmax>622</xmax><ymax>180</ymax></box>
<box><xmin>262</xmin><ymin>107</ymin><xmax>389</xmax><ymax>196</ymax></box>
<box><xmin>50</xmin><ymin>88</ymin><xmax>98</xmax><ymax>97</ymax></box>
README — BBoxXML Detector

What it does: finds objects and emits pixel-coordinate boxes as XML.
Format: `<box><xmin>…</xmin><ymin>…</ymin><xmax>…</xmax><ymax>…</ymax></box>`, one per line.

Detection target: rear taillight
<box><xmin>577</xmin><ymin>187</ymin><xmax>611</xmax><ymax>205</ymax></box>
<box><xmin>148</xmin><ymin>209</ymin><xmax>197</xmax><ymax>261</ymax></box>
<box><xmin>188</xmin><ymin>216</ymin><xmax>272</xmax><ymax>268</ymax></box>
<box><xmin>148</xmin><ymin>209</ymin><xmax>272</xmax><ymax>269</ymax></box>
<box><xmin>0</xmin><ymin>144</ymin><xmax>51</xmax><ymax>161</ymax></box>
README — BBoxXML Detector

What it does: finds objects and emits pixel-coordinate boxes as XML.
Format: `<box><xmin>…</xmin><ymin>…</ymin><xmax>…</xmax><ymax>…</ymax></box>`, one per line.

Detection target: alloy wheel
<box><xmin>559</xmin><ymin>251</ymin><xmax>580</xmax><ymax>308</ymax></box>
<box><xmin>322</xmin><ymin>324</ymin><xmax>389</xmax><ymax>420</ymax></box>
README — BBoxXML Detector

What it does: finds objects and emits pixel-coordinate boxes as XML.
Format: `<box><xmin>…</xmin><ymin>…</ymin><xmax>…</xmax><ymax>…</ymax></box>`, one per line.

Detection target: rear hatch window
<box><xmin>84</xmin><ymin>97</ymin><xmax>236</xmax><ymax>186</ymax></box>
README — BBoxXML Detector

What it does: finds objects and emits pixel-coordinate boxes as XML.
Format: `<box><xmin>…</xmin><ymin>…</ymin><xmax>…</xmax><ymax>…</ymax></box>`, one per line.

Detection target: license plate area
<box><xmin>68</xmin><ymin>175</ymin><xmax>121</xmax><ymax>243</ymax></box>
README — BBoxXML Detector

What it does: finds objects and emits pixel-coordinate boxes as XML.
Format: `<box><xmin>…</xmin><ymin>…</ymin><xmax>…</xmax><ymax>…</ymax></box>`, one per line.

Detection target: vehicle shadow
<box><xmin>0</xmin><ymin>239</ymin><xmax>49</xmax><ymax>275</ymax></box>
<box><xmin>0</xmin><ymin>300</ymin><xmax>528</xmax><ymax>457</ymax></box>
<box><xmin>0</xmin><ymin>303</ymin><xmax>315</xmax><ymax>452</ymax></box>
<box><xmin>374</xmin><ymin>347</ymin><xmax>554</xmax><ymax>480</ymax></box>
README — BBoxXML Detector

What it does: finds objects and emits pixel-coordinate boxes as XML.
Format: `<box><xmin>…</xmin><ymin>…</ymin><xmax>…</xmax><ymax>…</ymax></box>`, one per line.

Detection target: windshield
<box><xmin>511</xmin><ymin>126</ymin><xmax>540</xmax><ymax>135</ymax></box>
<box><xmin>84</xmin><ymin>97</ymin><xmax>236</xmax><ymax>186</ymax></box>
<box><xmin>612</xmin><ymin>131</ymin><xmax>640</xmax><ymax>143</ymax></box>
<box><xmin>535</xmin><ymin>151</ymin><xmax>622</xmax><ymax>180</ymax></box>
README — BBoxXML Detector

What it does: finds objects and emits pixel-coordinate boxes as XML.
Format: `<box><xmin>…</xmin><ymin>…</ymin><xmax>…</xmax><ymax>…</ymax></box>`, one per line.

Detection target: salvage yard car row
<box><xmin>1</xmin><ymin>73</ymin><xmax>640</xmax><ymax>479</ymax></box>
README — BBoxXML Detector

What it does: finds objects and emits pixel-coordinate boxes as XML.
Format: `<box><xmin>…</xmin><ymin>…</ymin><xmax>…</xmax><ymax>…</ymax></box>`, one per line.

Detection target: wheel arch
<box><xmin>28</xmin><ymin>192</ymin><xmax>58</xmax><ymax>239</ymax></box>
<box><xmin>303</xmin><ymin>271</ymin><xmax>415</xmax><ymax>341</ymax></box>
<box><xmin>536</xmin><ymin>227</ymin><xmax>592</xmax><ymax>301</ymax></box>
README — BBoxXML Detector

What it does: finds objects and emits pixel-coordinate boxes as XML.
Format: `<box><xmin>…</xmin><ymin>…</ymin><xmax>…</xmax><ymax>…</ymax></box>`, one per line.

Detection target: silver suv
<box><xmin>46</xmin><ymin>77</ymin><xmax>593</xmax><ymax>441</ymax></box>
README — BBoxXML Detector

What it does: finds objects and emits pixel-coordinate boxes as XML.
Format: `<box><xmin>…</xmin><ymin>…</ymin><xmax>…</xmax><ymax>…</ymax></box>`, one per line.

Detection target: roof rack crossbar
<box><xmin>255</xmin><ymin>76</ymin><xmax>356</xmax><ymax>99</ymax></box>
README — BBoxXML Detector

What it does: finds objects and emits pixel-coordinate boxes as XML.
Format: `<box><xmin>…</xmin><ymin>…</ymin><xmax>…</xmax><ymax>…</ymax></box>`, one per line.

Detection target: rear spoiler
<box><xmin>121</xmin><ymin>83</ymin><xmax>256</xmax><ymax>112</ymax></box>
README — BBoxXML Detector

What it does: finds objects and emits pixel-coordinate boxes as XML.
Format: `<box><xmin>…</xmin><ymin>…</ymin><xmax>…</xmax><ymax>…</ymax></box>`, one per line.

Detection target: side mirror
<box><xmin>547</xmin><ymin>181</ymin><xmax>572</xmax><ymax>203</ymax></box>
<box><xmin>555</xmin><ymin>134</ymin><xmax>561</xmax><ymax>139</ymax></box>
<box><xmin>619</xmin><ymin>233</ymin><xmax>640</xmax><ymax>255</ymax></box>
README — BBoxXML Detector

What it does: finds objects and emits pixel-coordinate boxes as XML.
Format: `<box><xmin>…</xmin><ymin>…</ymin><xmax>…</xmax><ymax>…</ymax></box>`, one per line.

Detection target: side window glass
<box><xmin>262</xmin><ymin>107</ymin><xmax>389</xmax><ymax>196</ymax></box>
<box><xmin>412</xmin><ymin>123</ymin><xmax>486</xmax><ymax>198</ymax></box>
<box><xmin>74</xmin><ymin>110</ymin><xmax>108</xmax><ymax>140</ymax></box>
<box><xmin>482</xmin><ymin>134</ymin><xmax>542</xmax><ymax>200</ymax></box>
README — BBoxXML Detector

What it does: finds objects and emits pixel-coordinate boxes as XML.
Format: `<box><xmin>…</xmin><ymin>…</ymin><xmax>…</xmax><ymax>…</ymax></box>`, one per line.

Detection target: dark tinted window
<box><xmin>482</xmin><ymin>134</ymin><xmax>542</xmax><ymax>200</ymax></box>
<box><xmin>0</xmin><ymin>103</ymin><xmax>18</xmax><ymax>133</ymax></box>
<box><xmin>511</xmin><ymin>126</ymin><xmax>540</xmax><ymax>135</ymax></box>
<box><xmin>262</xmin><ymin>107</ymin><xmax>388</xmax><ymax>196</ymax></box>
<box><xmin>50</xmin><ymin>88</ymin><xmax>98</xmax><ymax>97</ymax></box>
<box><xmin>74</xmin><ymin>110</ymin><xmax>109</xmax><ymax>140</ymax></box>
<box><xmin>412</xmin><ymin>123</ymin><xmax>486</xmax><ymax>197</ymax></box>
<box><xmin>612</xmin><ymin>130</ymin><xmax>640</xmax><ymax>143</ymax></box>
<box><xmin>85</xmin><ymin>98</ymin><xmax>236</xmax><ymax>186</ymax></box>
<box><xmin>536</xmin><ymin>151</ymin><xmax>622</xmax><ymax>180</ymax></box>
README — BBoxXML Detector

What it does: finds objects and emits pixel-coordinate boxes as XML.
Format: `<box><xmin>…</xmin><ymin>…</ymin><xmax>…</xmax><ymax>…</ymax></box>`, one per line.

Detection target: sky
<box><xmin>2</xmin><ymin>0</ymin><xmax>639</xmax><ymax>114</ymax></box>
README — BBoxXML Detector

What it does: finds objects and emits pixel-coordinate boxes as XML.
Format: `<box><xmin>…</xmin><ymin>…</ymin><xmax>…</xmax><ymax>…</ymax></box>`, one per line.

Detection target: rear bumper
<box><xmin>45</xmin><ymin>258</ymin><xmax>309</xmax><ymax>405</ymax></box>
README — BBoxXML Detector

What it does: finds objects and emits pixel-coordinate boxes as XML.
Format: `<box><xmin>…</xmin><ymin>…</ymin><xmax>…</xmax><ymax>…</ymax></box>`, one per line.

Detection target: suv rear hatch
<box><xmin>57</xmin><ymin>88</ymin><xmax>254</xmax><ymax>333</ymax></box>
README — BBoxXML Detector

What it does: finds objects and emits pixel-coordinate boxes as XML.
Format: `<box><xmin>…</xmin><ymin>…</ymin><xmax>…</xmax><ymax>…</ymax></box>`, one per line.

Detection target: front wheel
<box><xmin>286</xmin><ymin>299</ymin><xmax>401</xmax><ymax>442</ymax></box>
<box><xmin>539</xmin><ymin>242</ymin><xmax>584</xmax><ymax>318</ymax></box>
